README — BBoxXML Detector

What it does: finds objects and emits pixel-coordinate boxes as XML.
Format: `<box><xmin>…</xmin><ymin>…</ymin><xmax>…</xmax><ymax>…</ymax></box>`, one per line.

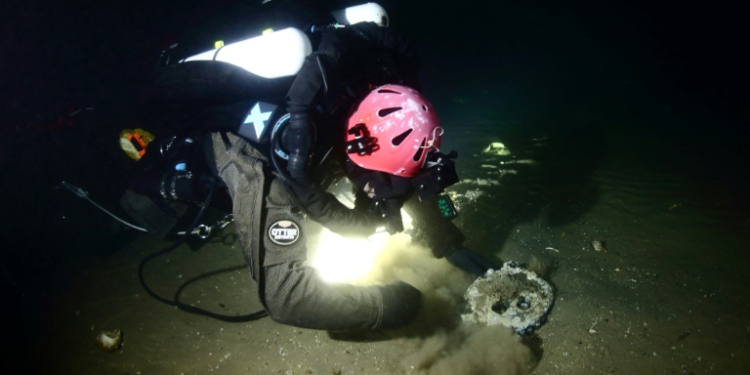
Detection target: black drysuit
<box><xmin>212</xmin><ymin>23</ymin><xmax>466</xmax><ymax>330</ymax></box>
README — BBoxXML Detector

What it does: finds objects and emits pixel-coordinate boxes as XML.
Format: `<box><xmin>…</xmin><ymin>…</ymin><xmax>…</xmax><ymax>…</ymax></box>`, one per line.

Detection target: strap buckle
<box><xmin>345</xmin><ymin>123</ymin><xmax>379</xmax><ymax>155</ymax></box>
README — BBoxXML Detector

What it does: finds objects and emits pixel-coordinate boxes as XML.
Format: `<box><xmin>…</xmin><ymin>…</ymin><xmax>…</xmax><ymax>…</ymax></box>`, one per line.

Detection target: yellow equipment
<box><xmin>119</xmin><ymin>128</ymin><xmax>155</xmax><ymax>161</ymax></box>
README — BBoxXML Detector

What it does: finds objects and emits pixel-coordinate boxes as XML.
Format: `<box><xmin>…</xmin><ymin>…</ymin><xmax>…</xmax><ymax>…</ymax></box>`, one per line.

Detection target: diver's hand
<box><xmin>412</xmin><ymin>150</ymin><xmax>459</xmax><ymax>198</ymax></box>
<box><xmin>444</xmin><ymin>246</ymin><xmax>498</xmax><ymax>276</ymax></box>
<box><xmin>371</xmin><ymin>198</ymin><xmax>404</xmax><ymax>235</ymax></box>
<box><xmin>384</xmin><ymin>212</ymin><xmax>404</xmax><ymax>234</ymax></box>
<box><xmin>384</xmin><ymin>199</ymin><xmax>404</xmax><ymax>234</ymax></box>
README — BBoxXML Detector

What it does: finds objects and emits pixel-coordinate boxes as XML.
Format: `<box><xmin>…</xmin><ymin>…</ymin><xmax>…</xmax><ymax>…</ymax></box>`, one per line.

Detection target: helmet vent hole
<box><xmin>413</xmin><ymin>138</ymin><xmax>426</xmax><ymax>161</ymax></box>
<box><xmin>378</xmin><ymin>107</ymin><xmax>402</xmax><ymax>118</ymax></box>
<box><xmin>422</xmin><ymin>105</ymin><xmax>427</xmax><ymax>111</ymax></box>
<box><xmin>378</xmin><ymin>89</ymin><xmax>402</xmax><ymax>94</ymax></box>
<box><xmin>392</xmin><ymin>129</ymin><xmax>413</xmax><ymax>146</ymax></box>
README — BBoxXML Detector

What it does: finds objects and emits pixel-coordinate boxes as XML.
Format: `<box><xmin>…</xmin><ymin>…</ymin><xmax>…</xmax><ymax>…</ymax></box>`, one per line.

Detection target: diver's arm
<box><xmin>402</xmin><ymin>195</ymin><xmax>466</xmax><ymax>258</ymax></box>
<box><xmin>284</xmin><ymin>24</ymin><xmax>419</xmax><ymax>180</ymax></box>
<box><xmin>286</xmin><ymin>182</ymin><xmax>384</xmax><ymax>237</ymax></box>
<box><xmin>403</xmin><ymin>195</ymin><xmax>499</xmax><ymax>274</ymax></box>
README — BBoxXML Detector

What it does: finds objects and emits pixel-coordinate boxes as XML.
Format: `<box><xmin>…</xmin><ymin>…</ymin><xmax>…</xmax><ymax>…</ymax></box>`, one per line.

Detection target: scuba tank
<box><xmin>143</xmin><ymin>2</ymin><xmax>396</xmax><ymax>181</ymax></box>
<box><xmin>331</xmin><ymin>3</ymin><xmax>389</xmax><ymax>27</ymax></box>
<box><xmin>181</xmin><ymin>27</ymin><xmax>313</xmax><ymax>79</ymax></box>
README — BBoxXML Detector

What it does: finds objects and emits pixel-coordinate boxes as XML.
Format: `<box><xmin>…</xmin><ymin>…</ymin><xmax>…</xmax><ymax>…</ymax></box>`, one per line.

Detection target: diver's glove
<box><xmin>371</xmin><ymin>198</ymin><xmax>404</xmax><ymax>235</ymax></box>
<box><xmin>357</xmin><ymin>172</ymin><xmax>412</xmax><ymax>235</ymax></box>
<box><xmin>444</xmin><ymin>246</ymin><xmax>499</xmax><ymax>276</ymax></box>
<box><xmin>284</xmin><ymin>112</ymin><xmax>313</xmax><ymax>181</ymax></box>
<box><xmin>412</xmin><ymin>150</ymin><xmax>459</xmax><ymax>198</ymax></box>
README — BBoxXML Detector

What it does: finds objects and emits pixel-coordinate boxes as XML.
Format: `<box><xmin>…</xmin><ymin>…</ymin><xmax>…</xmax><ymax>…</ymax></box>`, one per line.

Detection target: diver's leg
<box><xmin>209</xmin><ymin>133</ymin><xmax>268</xmax><ymax>279</ymax></box>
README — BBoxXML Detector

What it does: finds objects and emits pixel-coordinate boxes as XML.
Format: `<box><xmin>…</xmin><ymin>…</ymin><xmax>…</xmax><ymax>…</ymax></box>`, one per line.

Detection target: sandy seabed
<box><xmin>9</xmin><ymin>1</ymin><xmax>750</xmax><ymax>373</ymax></box>
<box><xmin>32</xmin><ymin>118</ymin><xmax>750</xmax><ymax>374</ymax></box>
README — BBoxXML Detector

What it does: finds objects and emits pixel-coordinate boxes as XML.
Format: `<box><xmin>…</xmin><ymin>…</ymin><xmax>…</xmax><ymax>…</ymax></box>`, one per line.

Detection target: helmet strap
<box><xmin>345</xmin><ymin>123</ymin><xmax>380</xmax><ymax>155</ymax></box>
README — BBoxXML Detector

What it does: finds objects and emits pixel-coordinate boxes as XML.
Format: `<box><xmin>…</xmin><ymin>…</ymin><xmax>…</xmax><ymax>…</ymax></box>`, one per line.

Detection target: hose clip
<box><xmin>195</xmin><ymin>224</ymin><xmax>212</xmax><ymax>239</ymax></box>
<box><xmin>216</xmin><ymin>214</ymin><xmax>234</xmax><ymax>229</ymax></box>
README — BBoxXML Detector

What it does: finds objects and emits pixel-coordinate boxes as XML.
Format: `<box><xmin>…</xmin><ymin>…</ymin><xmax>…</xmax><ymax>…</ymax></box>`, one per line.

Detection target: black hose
<box><xmin>316</xmin><ymin>53</ymin><xmax>329</xmax><ymax>93</ymax></box>
<box><xmin>137</xmin><ymin>180</ymin><xmax>268</xmax><ymax>322</ymax></box>
<box><xmin>269</xmin><ymin>114</ymin><xmax>322</xmax><ymax>188</ymax></box>
<box><xmin>269</xmin><ymin>116</ymin><xmax>295</xmax><ymax>184</ymax></box>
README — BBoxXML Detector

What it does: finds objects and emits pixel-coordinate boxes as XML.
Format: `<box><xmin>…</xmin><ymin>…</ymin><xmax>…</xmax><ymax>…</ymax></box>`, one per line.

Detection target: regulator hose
<box><xmin>138</xmin><ymin>179</ymin><xmax>268</xmax><ymax>322</ymax></box>
<box><xmin>269</xmin><ymin>115</ymin><xmax>296</xmax><ymax>184</ymax></box>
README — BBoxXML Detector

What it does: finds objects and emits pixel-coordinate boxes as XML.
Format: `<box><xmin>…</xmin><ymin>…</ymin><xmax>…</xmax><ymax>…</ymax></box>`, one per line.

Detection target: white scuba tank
<box><xmin>331</xmin><ymin>3</ymin><xmax>389</xmax><ymax>27</ymax></box>
<box><xmin>179</xmin><ymin>3</ymin><xmax>389</xmax><ymax>79</ymax></box>
<box><xmin>181</xmin><ymin>27</ymin><xmax>312</xmax><ymax>79</ymax></box>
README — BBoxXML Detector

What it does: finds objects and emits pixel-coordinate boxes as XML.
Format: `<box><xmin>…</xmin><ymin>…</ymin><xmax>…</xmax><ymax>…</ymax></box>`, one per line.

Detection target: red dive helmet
<box><xmin>345</xmin><ymin>84</ymin><xmax>442</xmax><ymax>177</ymax></box>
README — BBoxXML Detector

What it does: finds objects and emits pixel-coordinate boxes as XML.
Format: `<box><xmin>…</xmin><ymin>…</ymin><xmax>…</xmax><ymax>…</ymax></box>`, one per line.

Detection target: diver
<box><xmin>122</xmin><ymin>1</ymin><xmax>496</xmax><ymax>330</ymax></box>
<box><xmin>279</xmin><ymin>7</ymin><xmax>497</xmax><ymax>278</ymax></box>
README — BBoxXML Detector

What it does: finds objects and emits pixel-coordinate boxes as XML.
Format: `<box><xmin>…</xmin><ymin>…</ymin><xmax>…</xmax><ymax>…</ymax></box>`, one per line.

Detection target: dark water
<box><xmin>2</xmin><ymin>0</ymin><xmax>749</xmax><ymax>373</ymax></box>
